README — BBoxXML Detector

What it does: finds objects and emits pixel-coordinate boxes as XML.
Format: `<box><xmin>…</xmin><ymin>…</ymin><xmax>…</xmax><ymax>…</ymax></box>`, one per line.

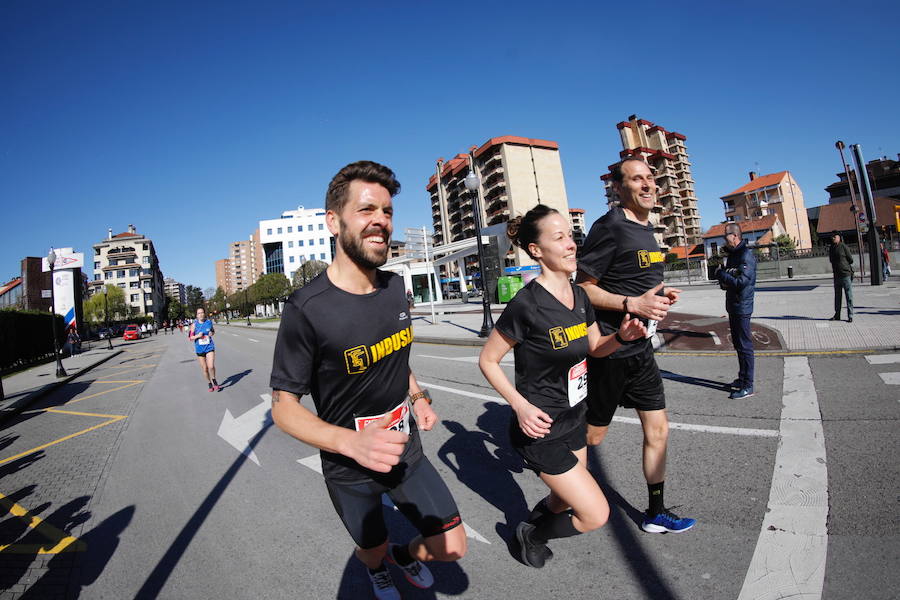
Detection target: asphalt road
<box><xmin>1</xmin><ymin>327</ymin><xmax>897</xmax><ymax>599</ymax></box>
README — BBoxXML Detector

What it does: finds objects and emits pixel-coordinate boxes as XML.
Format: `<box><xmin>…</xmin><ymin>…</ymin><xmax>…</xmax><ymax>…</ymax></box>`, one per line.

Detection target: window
<box><xmin>299</xmin><ymin>255</ymin><xmax>305</xmax><ymax>262</ymax></box>
<box><xmin>105</xmin><ymin>272</ymin><xmax>112</xmax><ymax>280</ymax></box>
<box><xmin>143</xmin><ymin>256</ymin><xmax>150</xmax><ymax>264</ymax></box>
<box><xmin>130</xmin><ymin>269</ymin><xmax>139</xmax><ymax>277</ymax></box>
<box><xmin>130</xmin><ymin>282</ymin><xmax>139</xmax><ymax>288</ymax></box>
<box><xmin>319</xmin><ymin>238</ymin><xmax>324</xmax><ymax>245</ymax></box>
<box><xmin>118</xmin><ymin>283</ymin><xmax>126</xmax><ymax>289</ymax></box>
<box><xmin>307</xmin><ymin>224</ymin><xmax>313</xmax><ymax>231</ymax></box>
<box><xmin>267</xmin><ymin>228</ymin><xmax>273</xmax><ymax>235</ymax></box>
<box><xmin>309</xmin><ymin>239</ymin><xmax>314</xmax><ymax>246</ymax></box>
<box><xmin>145</xmin><ymin>293</ymin><xmax>152</xmax><ymax>301</ymax></box>
<box><xmin>143</xmin><ymin>243</ymin><xmax>148</xmax><ymax>250</ymax></box>
<box><xmin>95</xmin><ymin>248</ymin><xmax>101</xmax><ymax>255</ymax></box>
<box><xmin>318</xmin><ymin>224</ymin><xmax>324</xmax><ymax>230</ymax></box>
<box><xmin>94</xmin><ymin>274</ymin><xmax>101</xmax><ymax>281</ymax></box>
<box><xmin>289</xmin><ymin>256</ymin><xmax>295</xmax><ymax>263</ymax></box>
<box><xmin>298</xmin><ymin>240</ymin><xmax>304</xmax><ymax>246</ymax></box>
<box><xmin>131</xmin><ymin>294</ymin><xmax>139</xmax><ymax>302</ymax></box>
<box><xmin>117</xmin><ymin>270</ymin><xmax>125</xmax><ymax>278</ymax></box>
<box><xmin>288</xmin><ymin>226</ymin><xmax>292</xmax><ymax>233</ymax></box>
<box><xmin>94</xmin><ymin>261</ymin><xmax>100</xmax><ymax>269</ymax></box>
<box><xmin>277</xmin><ymin>227</ymin><xmax>283</xmax><ymax>234</ymax></box>
<box><xmin>320</xmin><ymin>253</ymin><xmax>326</xmax><ymax>260</ymax></box>
<box><xmin>288</xmin><ymin>241</ymin><xmax>293</xmax><ymax>248</ymax></box>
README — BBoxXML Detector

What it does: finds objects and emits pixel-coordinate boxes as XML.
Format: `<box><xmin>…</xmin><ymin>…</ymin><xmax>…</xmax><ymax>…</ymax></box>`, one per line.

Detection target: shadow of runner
<box><xmin>587</xmin><ymin>450</ymin><xmax>678</xmax><ymax>600</ymax></box>
<box><xmin>217</xmin><ymin>369</ymin><xmax>252</xmax><ymax>389</ymax></box>
<box><xmin>133</xmin><ymin>424</ymin><xmax>271</xmax><ymax>598</ymax></box>
<box><xmin>659</xmin><ymin>370</ymin><xmax>732</xmax><ymax>392</ymax></box>
<box><xmin>335</xmin><ymin>546</ymin><xmax>469</xmax><ymax>599</ymax></box>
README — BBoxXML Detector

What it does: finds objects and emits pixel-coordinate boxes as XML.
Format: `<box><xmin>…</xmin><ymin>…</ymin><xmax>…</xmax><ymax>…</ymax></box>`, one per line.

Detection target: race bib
<box><xmin>354</xmin><ymin>400</ymin><xmax>411</xmax><ymax>433</ymax></box>
<box><xmin>567</xmin><ymin>359</ymin><xmax>588</xmax><ymax>407</ymax></box>
<box><xmin>197</xmin><ymin>335</ymin><xmax>210</xmax><ymax>345</ymax></box>
<box><xmin>645</xmin><ymin>319</ymin><xmax>658</xmax><ymax>339</ymax></box>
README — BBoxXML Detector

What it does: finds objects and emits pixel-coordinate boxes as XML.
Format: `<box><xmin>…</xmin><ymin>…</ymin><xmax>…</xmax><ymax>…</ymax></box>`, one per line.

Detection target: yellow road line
<box><xmin>0</xmin><ymin>414</ymin><xmax>126</xmax><ymax>466</ymax></box>
<box><xmin>93</xmin><ymin>363</ymin><xmax>156</xmax><ymax>376</ymax></box>
<box><xmin>65</xmin><ymin>381</ymin><xmax>143</xmax><ymax>405</ymax></box>
<box><xmin>45</xmin><ymin>408</ymin><xmax>129</xmax><ymax>419</ymax></box>
<box><xmin>93</xmin><ymin>380</ymin><xmax>146</xmax><ymax>384</ymax></box>
<box><xmin>0</xmin><ymin>492</ymin><xmax>87</xmax><ymax>554</ymax></box>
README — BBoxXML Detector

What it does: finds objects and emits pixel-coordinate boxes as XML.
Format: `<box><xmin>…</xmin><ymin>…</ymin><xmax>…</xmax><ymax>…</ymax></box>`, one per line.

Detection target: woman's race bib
<box><xmin>197</xmin><ymin>335</ymin><xmax>210</xmax><ymax>346</ymax></box>
<box><xmin>354</xmin><ymin>400</ymin><xmax>411</xmax><ymax>433</ymax></box>
<box><xmin>567</xmin><ymin>359</ymin><xmax>588</xmax><ymax>407</ymax></box>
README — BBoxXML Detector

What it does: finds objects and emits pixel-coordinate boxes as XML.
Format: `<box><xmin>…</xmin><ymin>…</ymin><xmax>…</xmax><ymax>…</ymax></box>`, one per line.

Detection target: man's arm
<box><xmin>271</xmin><ymin>390</ymin><xmax>407</xmax><ymax>473</ymax></box>
<box><xmin>576</xmin><ymin>271</ymin><xmax>670</xmax><ymax>321</ymax></box>
<box><xmin>408</xmin><ymin>370</ymin><xmax>437</xmax><ymax>431</ymax></box>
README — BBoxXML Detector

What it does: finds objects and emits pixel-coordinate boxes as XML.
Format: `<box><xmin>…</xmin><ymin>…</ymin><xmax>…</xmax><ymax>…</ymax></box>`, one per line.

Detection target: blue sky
<box><xmin>2</xmin><ymin>1</ymin><xmax>898</xmax><ymax>290</ymax></box>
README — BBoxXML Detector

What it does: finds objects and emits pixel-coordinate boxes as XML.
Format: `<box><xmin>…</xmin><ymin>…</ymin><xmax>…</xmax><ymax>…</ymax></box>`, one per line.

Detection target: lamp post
<box><xmin>463</xmin><ymin>162</ymin><xmax>494</xmax><ymax>337</ymax></box>
<box><xmin>835</xmin><ymin>141</ymin><xmax>866</xmax><ymax>282</ymax></box>
<box><xmin>224</xmin><ymin>302</ymin><xmax>230</xmax><ymax>325</ymax></box>
<box><xmin>103</xmin><ymin>285</ymin><xmax>113</xmax><ymax>349</ymax></box>
<box><xmin>47</xmin><ymin>249</ymin><xmax>67</xmax><ymax>377</ymax></box>
<box><xmin>245</xmin><ymin>288</ymin><xmax>251</xmax><ymax>326</ymax></box>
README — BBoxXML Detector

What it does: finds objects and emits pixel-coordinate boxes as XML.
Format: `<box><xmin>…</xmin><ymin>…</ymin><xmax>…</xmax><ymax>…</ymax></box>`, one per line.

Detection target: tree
<box><xmin>252</xmin><ymin>273</ymin><xmax>291</xmax><ymax>314</ymax></box>
<box><xmin>85</xmin><ymin>285</ymin><xmax>127</xmax><ymax>324</ymax></box>
<box><xmin>774</xmin><ymin>234</ymin><xmax>796</xmax><ymax>252</ymax></box>
<box><xmin>185</xmin><ymin>285</ymin><xmax>204</xmax><ymax>312</ymax></box>
<box><xmin>292</xmin><ymin>260</ymin><xmax>328</xmax><ymax>290</ymax></box>
<box><xmin>207</xmin><ymin>287</ymin><xmax>226</xmax><ymax>315</ymax></box>
<box><xmin>169</xmin><ymin>299</ymin><xmax>185</xmax><ymax>321</ymax></box>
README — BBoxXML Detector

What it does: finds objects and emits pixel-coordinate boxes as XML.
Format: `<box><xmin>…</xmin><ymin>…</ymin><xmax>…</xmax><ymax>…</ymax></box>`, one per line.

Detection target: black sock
<box><xmin>648</xmin><ymin>481</ymin><xmax>665</xmax><ymax>515</ymax></box>
<box><xmin>391</xmin><ymin>543</ymin><xmax>414</xmax><ymax>566</ymax></box>
<box><xmin>527</xmin><ymin>497</ymin><xmax>554</xmax><ymax>522</ymax></box>
<box><xmin>212</xmin><ymin>379</ymin><xmax>218</xmax><ymax>386</ymax></box>
<box><xmin>367</xmin><ymin>564</ymin><xmax>388</xmax><ymax>575</ymax></box>
<box><xmin>530</xmin><ymin>511</ymin><xmax>581</xmax><ymax>544</ymax></box>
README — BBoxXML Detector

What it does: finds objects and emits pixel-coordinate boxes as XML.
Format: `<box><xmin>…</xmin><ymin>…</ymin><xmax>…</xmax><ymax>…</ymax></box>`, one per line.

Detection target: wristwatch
<box><xmin>409</xmin><ymin>389</ymin><xmax>432</xmax><ymax>404</ymax></box>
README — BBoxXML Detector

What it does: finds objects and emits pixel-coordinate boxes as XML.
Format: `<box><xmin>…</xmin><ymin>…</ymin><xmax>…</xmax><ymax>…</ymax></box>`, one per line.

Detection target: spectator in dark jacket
<box><xmin>828</xmin><ymin>232</ymin><xmax>854</xmax><ymax>322</ymax></box>
<box><xmin>717</xmin><ymin>223</ymin><xmax>757</xmax><ymax>399</ymax></box>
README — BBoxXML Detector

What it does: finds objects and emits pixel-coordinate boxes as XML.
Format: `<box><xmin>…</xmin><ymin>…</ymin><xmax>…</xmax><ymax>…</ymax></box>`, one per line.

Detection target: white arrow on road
<box><xmin>298</xmin><ymin>454</ymin><xmax>490</xmax><ymax>544</ymax></box>
<box><xmin>217</xmin><ymin>394</ymin><xmax>274</xmax><ymax>466</ymax></box>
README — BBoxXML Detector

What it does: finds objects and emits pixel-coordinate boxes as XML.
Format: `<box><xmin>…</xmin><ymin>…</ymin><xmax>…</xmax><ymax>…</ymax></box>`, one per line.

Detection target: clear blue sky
<box><xmin>3</xmin><ymin>0</ymin><xmax>898</xmax><ymax>290</ymax></box>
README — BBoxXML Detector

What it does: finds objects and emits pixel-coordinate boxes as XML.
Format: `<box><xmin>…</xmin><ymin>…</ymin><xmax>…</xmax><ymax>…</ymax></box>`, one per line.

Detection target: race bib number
<box><xmin>567</xmin><ymin>359</ymin><xmax>588</xmax><ymax>407</ymax></box>
<box><xmin>197</xmin><ymin>335</ymin><xmax>210</xmax><ymax>345</ymax></box>
<box><xmin>354</xmin><ymin>400</ymin><xmax>411</xmax><ymax>433</ymax></box>
<box><xmin>645</xmin><ymin>319</ymin><xmax>658</xmax><ymax>339</ymax></box>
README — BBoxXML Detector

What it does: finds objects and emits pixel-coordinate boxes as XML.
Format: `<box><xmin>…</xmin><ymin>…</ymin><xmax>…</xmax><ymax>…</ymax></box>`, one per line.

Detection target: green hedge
<box><xmin>0</xmin><ymin>309</ymin><xmax>67</xmax><ymax>371</ymax></box>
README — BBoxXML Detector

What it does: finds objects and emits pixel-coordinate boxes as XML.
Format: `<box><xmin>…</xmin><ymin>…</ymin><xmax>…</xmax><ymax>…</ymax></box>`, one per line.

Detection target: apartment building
<box><xmin>601</xmin><ymin>115</ymin><xmax>702</xmax><ymax>251</ymax></box>
<box><xmin>163</xmin><ymin>277</ymin><xmax>186</xmax><ymax>304</ymax></box>
<box><xmin>259</xmin><ymin>207</ymin><xmax>334</xmax><ymax>279</ymax></box>
<box><xmin>569</xmin><ymin>208</ymin><xmax>587</xmax><ymax>246</ymax></box>
<box><xmin>427</xmin><ymin>135</ymin><xmax>571</xmax><ymax>268</ymax></box>
<box><xmin>215</xmin><ymin>230</ymin><xmax>264</xmax><ymax>295</ymax></box>
<box><xmin>88</xmin><ymin>225</ymin><xmax>165</xmax><ymax>319</ymax></box>
<box><xmin>721</xmin><ymin>171</ymin><xmax>812</xmax><ymax>249</ymax></box>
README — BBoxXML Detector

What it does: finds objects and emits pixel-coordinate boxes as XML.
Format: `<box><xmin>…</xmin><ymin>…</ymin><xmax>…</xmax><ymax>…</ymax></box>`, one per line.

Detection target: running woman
<box><xmin>189</xmin><ymin>308</ymin><xmax>219</xmax><ymax>392</ymax></box>
<box><xmin>479</xmin><ymin>204</ymin><xmax>646</xmax><ymax>568</ymax></box>
<box><xmin>270</xmin><ymin>161</ymin><xmax>466</xmax><ymax>600</ymax></box>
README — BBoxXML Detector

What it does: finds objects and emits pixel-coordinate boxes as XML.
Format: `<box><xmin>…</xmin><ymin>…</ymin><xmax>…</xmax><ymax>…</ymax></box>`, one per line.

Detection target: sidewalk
<box><xmin>0</xmin><ymin>342</ymin><xmax>124</xmax><ymax>423</ymax></box>
<box><xmin>221</xmin><ymin>276</ymin><xmax>899</xmax><ymax>353</ymax></box>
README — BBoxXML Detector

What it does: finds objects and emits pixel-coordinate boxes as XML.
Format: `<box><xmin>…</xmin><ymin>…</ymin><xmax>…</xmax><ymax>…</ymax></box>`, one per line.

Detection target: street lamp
<box><xmin>245</xmin><ymin>288</ymin><xmax>251</xmax><ymax>326</ymax></box>
<box><xmin>224</xmin><ymin>301</ymin><xmax>230</xmax><ymax>325</ymax></box>
<box><xmin>835</xmin><ymin>141</ymin><xmax>866</xmax><ymax>282</ymax></box>
<box><xmin>463</xmin><ymin>160</ymin><xmax>494</xmax><ymax>337</ymax></box>
<box><xmin>103</xmin><ymin>285</ymin><xmax>113</xmax><ymax>349</ymax></box>
<box><xmin>47</xmin><ymin>249</ymin><xmax>67</xmax><ymax>377</ymax></box>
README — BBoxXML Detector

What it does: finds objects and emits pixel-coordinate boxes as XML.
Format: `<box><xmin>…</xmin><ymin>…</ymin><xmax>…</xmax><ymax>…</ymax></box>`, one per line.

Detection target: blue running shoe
<box><xmin>641</xmin><ymin>509</ymin><xmax>696</xmax><ymax>533</ymax></box>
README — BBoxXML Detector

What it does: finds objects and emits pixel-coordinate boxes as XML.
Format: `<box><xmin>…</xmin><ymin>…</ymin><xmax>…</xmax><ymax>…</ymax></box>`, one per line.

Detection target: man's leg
<box><xmin>833</xmin><ymin>277</ymin><xmax>842</xmax><ymax>319</ymax></box>
<box><xmin>843</xmin><ymin>276</ymin><xmax>854</xmax><ymax>319</ymax></box>
<box><xmin>636</xmin><ymin>408</ymin><xmax>668</xmax><ymax>487</ymax></box>
<box><xmin>730</xmin><ymin>313</ymin><xmax>754</xmax><ymax>391</ymax></box>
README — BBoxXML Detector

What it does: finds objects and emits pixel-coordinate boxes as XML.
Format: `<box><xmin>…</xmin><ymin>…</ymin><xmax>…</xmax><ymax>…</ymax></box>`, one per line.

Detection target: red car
<box><xmin>123</xmin><ymin>325</ymin><xmax>141</xmax><ymax>341</ymax></box>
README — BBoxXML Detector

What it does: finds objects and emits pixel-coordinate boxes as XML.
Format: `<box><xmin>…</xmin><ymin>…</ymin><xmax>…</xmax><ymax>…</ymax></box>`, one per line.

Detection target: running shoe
<box><xmin>208</xmin><ymin>383</ymin><xmax>214</xmax><ymax>392</ymax></box>
<box><xmin>366</xmin><ymin>566</ymin><xmax>401</xmax><ymax>600</ymax></box>
<box><xmin>729</xmin><ymin>387</ymin><xmax>754</xmax><ymax>400</ymax></box>
<box><xmin>641</xmin><ymin>509</ymin><xmax>696</xmax><ymax>533</ymax></box>
<box><xmin>386</xmin><ymin>543</ymin><xmax>434</xmax><ymax>589</ymax></box>
<box><xmin>516</xmin><ymin>521</ymin><xmax>550</xmax><ymax>568</ymax></box>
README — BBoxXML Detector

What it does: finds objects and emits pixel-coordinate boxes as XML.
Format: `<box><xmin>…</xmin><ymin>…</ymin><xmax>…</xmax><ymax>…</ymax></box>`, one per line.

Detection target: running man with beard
<box><xmin>270</xmin><ymin>161</ymin><xmax>466</xmax><ymax>600</ymax></box>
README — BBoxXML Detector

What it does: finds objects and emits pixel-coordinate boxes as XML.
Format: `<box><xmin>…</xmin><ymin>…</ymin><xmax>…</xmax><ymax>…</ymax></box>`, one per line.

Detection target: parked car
<box><xmin>123</xmin><ymin>324</ymin><xmax>141</xmax><ymax>341</ymax></box>
<box><xmin>97</xmin><ymin>327</ymin><xmax>111</xmax><ymax>339</ymax></box>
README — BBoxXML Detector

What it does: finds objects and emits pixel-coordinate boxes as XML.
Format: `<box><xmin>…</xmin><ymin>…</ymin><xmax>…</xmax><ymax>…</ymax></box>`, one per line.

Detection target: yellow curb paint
<box><xmin>0</xmin><ymin>493</ymin><xmax>86</xmax><ymax>554</ymax></box>
<box><xmin>0</xmin><ymin>414</ymin><xmax>126</xmax><ymax>466</ymax></box>
<box><xmin>65</xmin><ymin>381</ymin><xmax>143</xmax><ymax>405</ymax></box>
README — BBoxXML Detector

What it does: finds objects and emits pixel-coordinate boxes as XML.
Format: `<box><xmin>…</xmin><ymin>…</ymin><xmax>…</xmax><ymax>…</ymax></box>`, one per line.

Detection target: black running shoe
<box><xmin>516</xmin><ymin>522</ymin><xmax>549</xmax><ymax>568</ymax></box>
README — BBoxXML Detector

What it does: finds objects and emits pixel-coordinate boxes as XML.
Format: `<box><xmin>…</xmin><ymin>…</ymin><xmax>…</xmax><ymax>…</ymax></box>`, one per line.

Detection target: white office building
<box><xmin>259</xmin><ymin>206</ymin><xmax>334</xmax><ymax>280</ymax></box>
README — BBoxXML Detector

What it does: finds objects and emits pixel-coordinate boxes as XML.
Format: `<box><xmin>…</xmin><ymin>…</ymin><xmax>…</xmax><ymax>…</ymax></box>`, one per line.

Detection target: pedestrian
<box><xmin>406</xmin><ymin>289</ymin><xmax>414</xmax><ymax>311</ymax></box>
<box><xmin>575</xmin><ymin>157</ymin><xmax>696</xmax><ymax>534</ymax></box>
<box><xmin>270</xmin><ymin>161</ymin><xmax>466</xmax><ymax>600</ymax></box>
<box><xmin>716</xmin><ymin>223</ymin><xmax>757</xmax><ymax>399</ymax></box>
<box><xmin>828</xmin><ymin>232</ymin><xmax>854</xmax><ymax>322</ymax></box>
<box><xmin>190</xmin><ymin>307</ymin><xmax>219</xmax><ymax>392</ymax></box>
<box><xmin>479</xmin><ymin>205</ymin><xmax>646</xmax><ymax>568</ymax></box>
<box><xmin>881</xmin><ymin>242</ymin><xmax>891</xmax><ymax>278</ymax></box>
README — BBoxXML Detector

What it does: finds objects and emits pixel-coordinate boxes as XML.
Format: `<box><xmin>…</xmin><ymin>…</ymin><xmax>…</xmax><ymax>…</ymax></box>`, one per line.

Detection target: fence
<box><xmin>0</xmin><ymin>309</ymin><xmax>67</xmax><ymax>372</ymax></box>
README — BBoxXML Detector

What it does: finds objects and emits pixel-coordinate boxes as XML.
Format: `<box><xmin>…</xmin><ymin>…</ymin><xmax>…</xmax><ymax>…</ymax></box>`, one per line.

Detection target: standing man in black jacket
<box><xmin>828</xmin><ymin>232</ymin><xmax>854</xmax><ymax>322</ymax></box>
<box><xmin>717</xmin><ymin>224</ymin><xmax>757</xmax><ymax>400</ymax></box>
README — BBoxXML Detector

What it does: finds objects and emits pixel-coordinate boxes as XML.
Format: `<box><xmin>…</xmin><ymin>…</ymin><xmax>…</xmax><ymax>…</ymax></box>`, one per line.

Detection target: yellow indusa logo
<box><xmin>637</xmin><ymin>250</ymin><xmax>666</xmax><ymax>268</ymax></box>
<box><xmin>344</xmin><ymin>326</ymin><xmax>414</xmax><ymax>374</ymax></box>
<box><xmin>548</xmin><ymin>322</ymin><xmax>588</xmax><ymax>349</ymax></box>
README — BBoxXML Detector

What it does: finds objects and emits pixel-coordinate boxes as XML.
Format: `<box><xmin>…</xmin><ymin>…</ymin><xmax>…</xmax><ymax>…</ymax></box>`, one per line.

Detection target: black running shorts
<box><xmin>324</xmin><ymin>457</ymin><xmax>462</xmax><ymax>549</ymax></box>
<box><xmin>513</xmin><ymin>420</ymin><xmax>586</xmax><ymax>476</ymax></box>
<box><xmin>586</xmin><ymin>344</ymin><xmax>666</xmax><ymax>427</ymax></box>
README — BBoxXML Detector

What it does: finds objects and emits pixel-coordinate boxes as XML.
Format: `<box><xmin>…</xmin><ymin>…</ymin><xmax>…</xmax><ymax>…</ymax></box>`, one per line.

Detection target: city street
<box><xmin>0</xmin><ymin>328</ymin><xmax>898</xmax><ymax>599</ymax></box>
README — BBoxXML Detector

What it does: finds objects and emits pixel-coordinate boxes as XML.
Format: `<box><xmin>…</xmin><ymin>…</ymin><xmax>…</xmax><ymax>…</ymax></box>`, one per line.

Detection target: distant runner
<box><xmin>190</xmin><ymin>308</ymin><xmax>219</xmax><ymax>392</ymax></box>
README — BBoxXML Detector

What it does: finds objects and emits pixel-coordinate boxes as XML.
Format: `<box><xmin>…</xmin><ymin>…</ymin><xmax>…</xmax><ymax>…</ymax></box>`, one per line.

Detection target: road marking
<box><xmin>417</xmin><ymin>381</ymin><xmax>778</xmax><ymax>438</ymax></box>
<box><xmin>230</xmin><ymin>333</ymin><xmax>239</xmax><ymax>336</ymax></box>
<box><xmin>878</xmin><ymin>373</ymin><xmax>900</xmax><ymax>385</ymax></box>
<box><xmin>739</xmin><ymin>356</ymin><xmax>827</xmax><ymax>600</ymax></box>
<box><xmin>297</xmin><ymin>453</ymin><xmax>491</xmax><ymax>544</ymax></box>
<box><xmin>0</xmin><ymin>410</ymin><xmax>127</xmax><ymax>467</ymax></box>
<box><xmin>65</xmin><ymin>381</ymin><xmax>143</xmax><ymax>405</ymax></box>
<box><xmin>248</xmin><ymin>338</ymin><xmax>260</xmax><ymax>343</ymax></box>
<box><xmin>217</xmin><ymin>394</ymin><xmax>273</xmax><ymax>465</ymax></box>
<box><xmin>0</xmin><ymin>492</ymin><xmax>86</xmax><ymax>554</ymax></box>
<box><xmin>865</xmin><ymin>354</ymin><xmax>900</xmax><ymax>364</ymax></box>
<box><xmin>708</xmin><ymin>331</ymin><xmax>721</xmax><ymax>345</ymax></box>
<box><xmin>93</xmin><ymin>364</ymin><xmax>156</xmax><ymax>377</ymax></box>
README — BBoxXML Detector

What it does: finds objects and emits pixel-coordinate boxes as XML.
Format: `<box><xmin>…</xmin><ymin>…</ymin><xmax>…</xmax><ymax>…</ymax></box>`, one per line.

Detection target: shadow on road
<box><xmin>218</xmin><ymin>369</ymin><xmax>252</xmax><ymax>389</ymax></box>
<box><xmin>660</xmin><ymin>370</ymin><xmax>732</xmax><ymax>392</ymax></box>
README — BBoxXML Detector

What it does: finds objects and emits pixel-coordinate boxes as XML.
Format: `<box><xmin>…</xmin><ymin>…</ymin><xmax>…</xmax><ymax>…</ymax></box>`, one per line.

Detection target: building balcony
<box><xmin>487</xmin><ymin>208</ymin><xmax>510</xmax><ymax>226</ymax></box>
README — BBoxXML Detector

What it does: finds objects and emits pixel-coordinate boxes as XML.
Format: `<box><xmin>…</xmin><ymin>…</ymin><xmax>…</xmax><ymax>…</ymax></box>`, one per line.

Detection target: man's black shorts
<box><xmin>586</xmin><ymin>344</ymin><xmax>665</xmax><ymax>426</ymax></box>
<box><xmin>513</xmin><ymin>420</ymin><xmax>586</xmax><ymax>476</ymax></box>
<box><xmin>324</xmin><ymin>457</ymin><xmax>461</xmax><ymax>549</ymax></box>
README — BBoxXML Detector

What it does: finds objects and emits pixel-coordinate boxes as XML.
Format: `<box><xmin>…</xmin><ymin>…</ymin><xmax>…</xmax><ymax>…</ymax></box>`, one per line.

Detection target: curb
<box><xmin>0</xmin><ymin>349</ymin><xmax>125</xmax><ymax>425</ymax></box>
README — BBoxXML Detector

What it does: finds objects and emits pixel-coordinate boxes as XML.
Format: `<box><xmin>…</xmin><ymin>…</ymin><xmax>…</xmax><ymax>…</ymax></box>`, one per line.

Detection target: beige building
<box><xmin>215</xmin><ymin>229</ymin><xmax>264</xmax><ymax>295</ymax></box>
<box><xmin>569</xmin><ymin>208</ymin><xmax>587</xmax><ymax>246</ymax></box>
<box><xmin>427</xmin><ymin>136</ymin><xmax>571</xmax><ymax>269</ymax></box>
<box><xmin>601</xmin><ymin>115</ymin><xmax>702</xmax><ymax>251</ymax></box>
<box><xmin>721</xmin><ymin>171</ymin><xmax>812</xmax><ymax>249</ymax></box>
<box><xmin>163</xmin><ymin>277</ymin><xmax>186</xmax><ymax>304</ymax></box>
<box><xmin>88</xmin><ymin>225</ymin><xmax>166</xmax><ymax>320</ymax></box>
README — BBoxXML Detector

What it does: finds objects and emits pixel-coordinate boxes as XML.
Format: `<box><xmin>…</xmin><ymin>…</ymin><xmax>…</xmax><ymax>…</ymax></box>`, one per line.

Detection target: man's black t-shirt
<box><xmin>495</xmin><ymin>280</ymin><xmax>596</xmax><ymax>444</ymax></box>
<box><xmin>270</xmin><ymin>269</ymin><xmax>422</xmax><ymax>484</ymax></box>
<box><xmin>577</xmin><ymin>207</ymin><xmax>664</xmax><ymax>358</ymax></box>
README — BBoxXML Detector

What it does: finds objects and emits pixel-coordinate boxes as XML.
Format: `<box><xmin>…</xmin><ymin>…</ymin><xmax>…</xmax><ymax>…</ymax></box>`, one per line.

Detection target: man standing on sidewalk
<box><xmin>829</xmin><ymin>232</ymin><xmax>854</xmax><ymax>322</ymax></box>
<box><xmin>717</xmin><ymin>223</ymin><xmax>756</xmax><ymax>399</ymax></box>
<box><xmin>576</xmin><ymin>157</ymin><xmax>695</xmax><ymax>534</ymax></box>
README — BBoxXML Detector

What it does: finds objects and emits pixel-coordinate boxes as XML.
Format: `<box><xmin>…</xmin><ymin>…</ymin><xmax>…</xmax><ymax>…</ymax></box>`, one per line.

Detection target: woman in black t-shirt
<box><xmin>479</xmin><ymin>204</ymin><xmax>645</xmax><ymax>568</ymax></box>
